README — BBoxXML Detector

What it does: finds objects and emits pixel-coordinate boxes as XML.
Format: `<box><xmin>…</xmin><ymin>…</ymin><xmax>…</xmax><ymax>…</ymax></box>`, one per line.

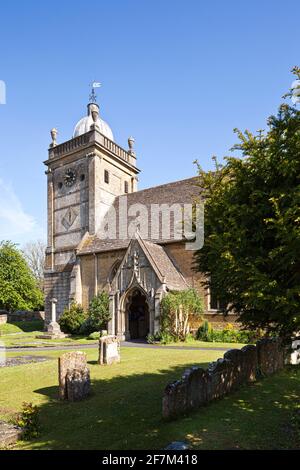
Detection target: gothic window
<box><xmin>124</xmin><ymin>181</ymin><xmax>129</xmax><ymax>193</ymax></box>
<box><xmin>104</xmin><ymin>169</ymin><xmax>109</xmax><ymax>184</ymax></box>
<box><xmin>108</xmin><ymin>259</ymin><xmax>121</xmax><ymax>283</ymax></box>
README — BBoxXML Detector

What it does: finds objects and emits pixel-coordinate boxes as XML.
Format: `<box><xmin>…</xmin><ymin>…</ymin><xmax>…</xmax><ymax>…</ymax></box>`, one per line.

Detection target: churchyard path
<box><xmin>1</xmin><ymin>340</ymin><xmax>231</xmax><ymax>353</ymax></box>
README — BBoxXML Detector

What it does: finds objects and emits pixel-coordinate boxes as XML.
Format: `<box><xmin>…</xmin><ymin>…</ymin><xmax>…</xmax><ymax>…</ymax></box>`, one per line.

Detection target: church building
<box><xmin>44</xmin><ymin>96</ymin><xmax>220</xmax><ymax>340</ymax></box>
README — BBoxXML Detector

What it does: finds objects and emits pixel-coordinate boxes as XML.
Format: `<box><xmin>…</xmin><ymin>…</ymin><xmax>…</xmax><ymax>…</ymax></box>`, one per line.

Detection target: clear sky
<box><xmin>0</xmin><ymin>0</ymin><xmax>299</xmax><ymax>245</ymax></box>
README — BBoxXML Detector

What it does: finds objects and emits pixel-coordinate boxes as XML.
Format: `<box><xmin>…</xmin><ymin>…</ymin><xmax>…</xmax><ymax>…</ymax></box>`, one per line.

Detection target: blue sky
<box><xmin>0</xmin><ymin>0</ymin><xmax>299</xmax><ymax>245</ymax></box>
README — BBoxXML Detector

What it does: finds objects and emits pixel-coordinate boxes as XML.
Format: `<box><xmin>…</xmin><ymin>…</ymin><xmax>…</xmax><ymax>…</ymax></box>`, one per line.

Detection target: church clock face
<box><xmin>64</xmin><ymin>168</ymin><xmax>77</xmax><ymax>187</ymax></box>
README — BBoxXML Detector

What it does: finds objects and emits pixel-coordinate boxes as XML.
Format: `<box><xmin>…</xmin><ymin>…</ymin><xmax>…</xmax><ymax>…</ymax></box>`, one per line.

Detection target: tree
<box><xmin>22</xmin><ymin>240</ymin><xmax>46</xmax><ymax>290</ymax></box>
<box><xmin>0</xmin><ymin>241</ymin><xmax>44</xmax><ymax>311</ymax></box>
<box><xmin>194</xmin><ymin>68</ymin><xmax>300</xmax><ymax>339</ymax></box>
<box><xmin>58</xmin><ymin>302</ymin><xmax>87</xmax><ymax>335</ymax></box>
<box><xmin>87</xmin><ymin>291</ymin><xmax>111</xmax><ymax>331</ymax></box>
<box><xmin>160</xmin><ymin>288</ymin><xmax>203</xmax><ymax>341</ymax></box>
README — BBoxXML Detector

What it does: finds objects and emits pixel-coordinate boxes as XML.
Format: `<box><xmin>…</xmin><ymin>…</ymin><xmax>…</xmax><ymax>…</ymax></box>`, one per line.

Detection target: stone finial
<box><xmin>88</xmin><ymin>102</ymin><xmax>100</xmax><ymax>130</ymax></box>
<box><xmin>50</xmin><ymin>128</ymin><xmax>58</xmax><ymax>147</ymax></box>
<box><xmin>128</xmin><ymin>136</ymin><xmax>135</xmax><ymax>155</ymax></box>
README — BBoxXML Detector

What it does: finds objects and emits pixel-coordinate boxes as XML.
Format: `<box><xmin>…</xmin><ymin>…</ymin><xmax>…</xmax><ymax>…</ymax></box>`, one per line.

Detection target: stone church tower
<box><xmin>44</xmin><ymin>100</ymin><xmax>139</xmax><ymax>321</ymax></box>
<box><xmin>43</xmin><ymin>94</ymin><xmax>230</xmax><ymax>339</ymax></box>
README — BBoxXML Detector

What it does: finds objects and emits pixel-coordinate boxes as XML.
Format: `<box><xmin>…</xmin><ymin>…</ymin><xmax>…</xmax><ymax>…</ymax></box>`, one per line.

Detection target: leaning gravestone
<box><xmin>0</xmin><ymin>421</ymin><xmax>23</xmax><ymax>447</ymax></box>
<box><xmin>98</xmin><ymin>335</ymin><xmax>120</xmax><ymax>365</ymax></box>
<box><xmin>58</xmin><ymin>351</ymin><xmax>90</xmax><ymax>401</ymax></box>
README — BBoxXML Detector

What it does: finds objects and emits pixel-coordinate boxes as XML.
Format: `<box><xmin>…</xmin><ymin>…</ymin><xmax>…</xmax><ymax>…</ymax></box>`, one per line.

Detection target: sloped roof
<box><xmin>78</xmin><ymin>176</ymin><xmax>200</xmax><ymax>255</ymax></box>
<box><xmin>139</xmin><ymin>237</ymin><xmax>189</xmax><ymax>291</ymax></box>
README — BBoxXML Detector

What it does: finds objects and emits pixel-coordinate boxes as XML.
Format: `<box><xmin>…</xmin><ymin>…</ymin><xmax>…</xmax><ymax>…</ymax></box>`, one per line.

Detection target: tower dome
<box><xmin>73</xmin><ymin>103</ymin><xmax>114</xmax><ymax>140</ymax></box>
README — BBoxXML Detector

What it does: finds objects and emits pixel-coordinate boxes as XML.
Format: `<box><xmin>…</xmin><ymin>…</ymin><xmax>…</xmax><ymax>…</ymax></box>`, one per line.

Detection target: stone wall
<box><xmin>7</xmin><ymin>311</ymin><xmax>45</xmax><ymax>322</ymax></box>
<box><xmin>162</xmin><ymin>338</ymin><xmax>285</xmax><ymax>420</ymax></box>
<box><xmin>44</xmin><ymin>270</ymin><xmax>71</xmax><ymax>322</ymax></box>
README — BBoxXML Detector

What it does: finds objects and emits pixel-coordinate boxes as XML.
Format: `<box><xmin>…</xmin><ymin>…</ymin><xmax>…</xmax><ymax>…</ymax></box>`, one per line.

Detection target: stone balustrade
<box><xmin>49</xmin><ymin>130</ymin><xmax>135</xmax><ymax>166</ymax></box>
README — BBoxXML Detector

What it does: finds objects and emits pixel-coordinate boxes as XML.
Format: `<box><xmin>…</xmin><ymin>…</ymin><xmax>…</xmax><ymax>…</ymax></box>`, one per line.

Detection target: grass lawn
<box><xmin>0</xmin><ymin>321</ymin><xmax>97</xmax><ymax>348</ymax></box>
<box><xmin>0</xmin><ymin>321</ymin><xmax>247</xmax><ymax>349</ymax></box>
<box><xmin>0</xmin><ymin>347</ymin><xmax>299</xmax><ymax>450</ymax></box>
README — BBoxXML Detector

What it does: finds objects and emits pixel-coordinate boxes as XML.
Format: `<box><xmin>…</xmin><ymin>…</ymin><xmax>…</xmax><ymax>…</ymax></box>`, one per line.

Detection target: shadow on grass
<box><xmin>8</xmin><ymin>320</ymin><xmax>44</xmax><ymax>333</ymax></box>
<box><xmin>28</xmin><ymin>363</ymin><xmax>300</xmax><ymax>450</ymax></box>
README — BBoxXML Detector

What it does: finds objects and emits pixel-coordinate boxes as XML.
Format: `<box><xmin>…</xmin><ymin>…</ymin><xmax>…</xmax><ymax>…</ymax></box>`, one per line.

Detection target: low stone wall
<box><xmin>162</xmin><ymin>338</ymin><xmax>285</xmax><ymax>420</ymax></box>
<box><xmin>7</xmin><ymin>311</ymin><xmax>45</xmax><ymax>322</ymax></box>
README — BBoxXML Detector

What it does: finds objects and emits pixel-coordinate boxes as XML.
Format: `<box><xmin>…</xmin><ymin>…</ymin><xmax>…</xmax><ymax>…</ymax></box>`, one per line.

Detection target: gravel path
<box><xmin>0</xmin><ymin>341</ymin><xmax>231</xmax><ymax>353</ymax></box>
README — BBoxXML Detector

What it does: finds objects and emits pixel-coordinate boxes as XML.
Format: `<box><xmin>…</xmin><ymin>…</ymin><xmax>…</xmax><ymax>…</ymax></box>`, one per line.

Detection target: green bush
<box><xmin>196</xmin><ymin>321</ymin><xmax>259</xmax><ymax>344</ymax></box>
<box><xmin>146</xmin><ymin>331</ymin><xmax>177</xmax><ymax>345</ymax></box>
<box><xmin>88</xmin><ymin>291</ymin><xmax>110</xmax><ymax>330</ymax></box>
<box><xmin>87</xmin><ymin>331</ymin><xmax>100</xmax><ymax>340</ymax></box>
<box><xmin>14</xmin><ymin>402</ymin><xmax>40</xmax><ymax>440</ymax></box>
<box><xmin>79</xmin><ymin>316</ymin><xmax>96</xmax><ymax>336</ymax></box>
<box><xmin>58</xmin><ymin>303</ymin><xmax>86</xmax><ymax>335</ymax></box>
<box><xmin>196</xmin><ymin>320</ymin><xmax>214</xmax><ymax>341</ymax></box>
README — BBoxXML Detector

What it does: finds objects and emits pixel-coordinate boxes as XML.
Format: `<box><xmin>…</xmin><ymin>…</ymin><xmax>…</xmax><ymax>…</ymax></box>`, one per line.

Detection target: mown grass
<box><xmin>0</xmin><ymin>321</ymin><xmax>44</xmax><ymax>335</ymax></box>
<box><xmin>0</xmin><ymin>347</ymin><xmax>299</xmax><ymax>450</ymax></box>
<box><xmin>0</xmin><ymin>321</ymin><xmax>246</xmax><ymax>349</ymax></box>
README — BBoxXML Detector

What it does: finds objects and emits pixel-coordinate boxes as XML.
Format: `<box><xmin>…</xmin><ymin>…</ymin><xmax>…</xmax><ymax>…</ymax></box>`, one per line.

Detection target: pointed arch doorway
<box><xmin>125</xmin><ymin>288</ymin><xmax>150</xmax><ymax>339</ymax></box>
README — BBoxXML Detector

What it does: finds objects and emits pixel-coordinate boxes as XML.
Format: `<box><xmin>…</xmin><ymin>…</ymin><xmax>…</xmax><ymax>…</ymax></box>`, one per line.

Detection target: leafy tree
<box><xmin>194</xmin><ymin>68</ymin><xmax>300</xmax><ymax>339</ymax></box>
<box><xmin>22</xmin><ymin>239</ymin><xmax>46</xmax><ymax>290</ymax></box>
<box><xmin>0</xmin><ymin>241</ymin><xmax>44</xmax><ymax>311</ymax></box>
<box><xmin>160</xmin><ymin>288</ymin><xmax>203</xmax><ymax>341</ymax></box>
<box><xmin>58</xmin><ymin>302</ymin><xmax>86</xmax><ymax>335</ymax></box>
<box><xmin>87</xmin><ymin>291</ymin><xmax>111</xmax><ymax>331</ymax></box>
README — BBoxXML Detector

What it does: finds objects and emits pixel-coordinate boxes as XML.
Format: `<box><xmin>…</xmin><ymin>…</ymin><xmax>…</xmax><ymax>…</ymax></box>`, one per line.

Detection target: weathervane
<box><xmin>89</xmin><ymin>80</ymin><xmax>101</xmax><ymax>103</ymax></box>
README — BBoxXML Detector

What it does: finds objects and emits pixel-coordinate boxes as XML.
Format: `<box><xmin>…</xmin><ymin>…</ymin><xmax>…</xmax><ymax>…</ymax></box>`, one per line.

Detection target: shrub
<box><xmin>13</xmin><ymin>402</ymin><xmax>40</xmax><ymax>439</ymax></box>
<box><xmin>87</xmin><ymin>292</ymin><xmax>111</xmax><ymax>332</ymax></box>
<box><xmin>79</xmin><ymin>316</ymin><xmax>96</xmax><ymax>336</ymax></box>
<box><xmin>146</xmin><ymin>331</ymin><xmax>175</xmax><ymax>344</ymax></box>
<box><xmin>196</xmin><ymin>322</ymin><xmax>260</xmax><ymax>344</ymax></box>
<box><xmin>58</xmin><ymin>302</ymin><xmax>86</xmax><ymax>335</ymax></box>
<box><xmin>87</xmin><ymin>331</ymin><xmax>100</xmax><ymax>340</ymax></box>
<box><xmin>196</xmin><ymin>320</ymin><xmax>214</xmax><ymax>341</ymax></box>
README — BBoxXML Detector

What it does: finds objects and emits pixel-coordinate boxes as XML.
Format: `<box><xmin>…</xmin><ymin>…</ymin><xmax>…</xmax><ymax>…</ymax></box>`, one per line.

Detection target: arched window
<box><xmin>108</xmin><ymin>259</ymin><xmax>121</xmax><ymax>283</ymax></box>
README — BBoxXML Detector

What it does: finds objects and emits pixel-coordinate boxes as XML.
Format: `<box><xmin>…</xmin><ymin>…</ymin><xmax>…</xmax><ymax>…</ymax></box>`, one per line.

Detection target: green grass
<box><xmin>0</xmin><ymin>347</ymin><xmax>299</xmax><ymax>450</ymax></box>
<box><xmin>0</xmin><ymin>321</ymin><xmax>44</xmax><ymax>335</ymax></box>
<box><xmin>0</xmin><ymin>321</ymin><xmax>98</xmax><ymax>347</ymax></box>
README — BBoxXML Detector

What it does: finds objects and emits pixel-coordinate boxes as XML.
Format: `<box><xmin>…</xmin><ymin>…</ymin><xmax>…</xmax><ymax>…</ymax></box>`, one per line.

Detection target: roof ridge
<box><xmin>116</xmin><ymin>176</ymin><xmax>199</xmax><ymax>199</ymax></box>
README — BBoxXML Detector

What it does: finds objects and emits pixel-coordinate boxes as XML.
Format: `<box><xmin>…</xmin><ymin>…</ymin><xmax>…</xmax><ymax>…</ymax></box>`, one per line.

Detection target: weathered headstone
<box><xmin>65</xmin><ymin>368</ymin><xmax>91</xmax><ymax>401</ymax></box>
<box><xmin>0</xmin><ymin>421</ymin><xmax>23</xmax><ymax>447</ymax></box>
<box><xmin>58</xmin><ymin>351</ymin><xmax>90</xmax><ymax>400</ymax></box>
<box><xmin>98</xmin><ymin>335</ymin><xmax>120</xmax><ymax>365</ymax></box>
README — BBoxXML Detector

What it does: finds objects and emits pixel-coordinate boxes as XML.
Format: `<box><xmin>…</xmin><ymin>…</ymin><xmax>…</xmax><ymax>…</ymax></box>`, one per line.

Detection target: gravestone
<box><xmin>0</xmin><ymin>421</ymin><xmax>23</xmax><ymax>447</ymax></box>
<box><xmin>58</xmin><ymin>351</ymin><xmax>90</xmax><ymax>400</ymax></box>
<box><xmin>98</xmin><ymin>335</ymin><xmax>120</xmax><ymax>365</ymax></box>
<box><xmin>65</xmin><ymin>368</ymin><xmax>91</xmax><ymax>401</ymax></box>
